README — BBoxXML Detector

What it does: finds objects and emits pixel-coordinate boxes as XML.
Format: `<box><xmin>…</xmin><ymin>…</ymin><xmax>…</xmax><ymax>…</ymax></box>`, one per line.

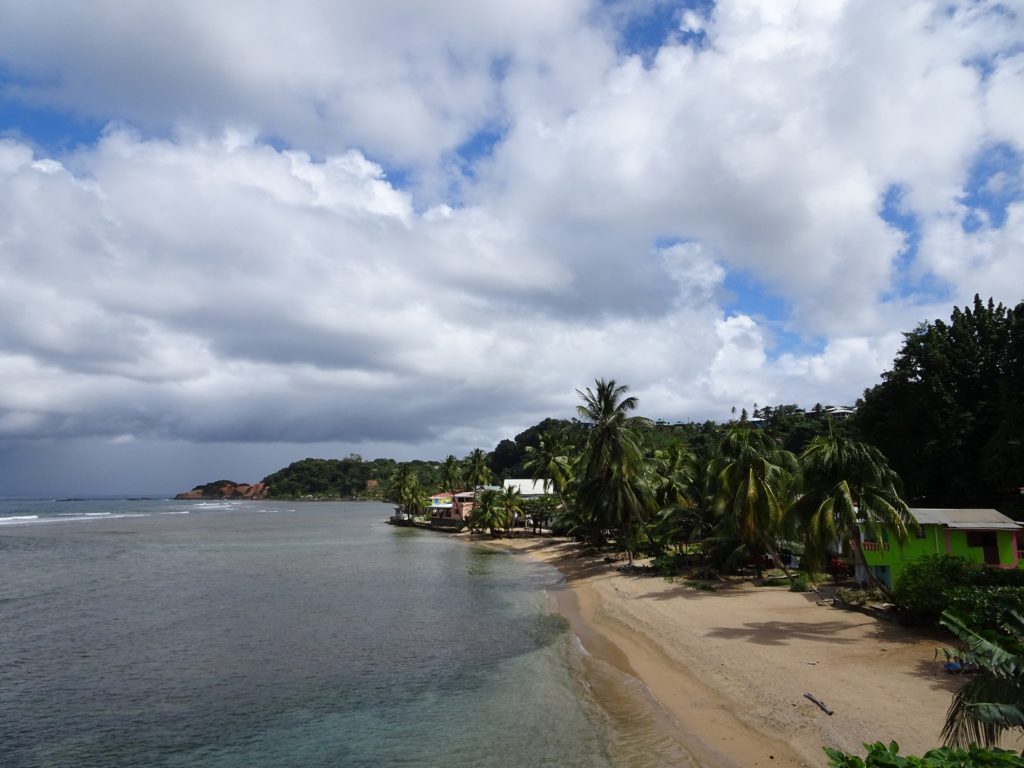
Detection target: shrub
<box><xmin>651</xmin><ymin>551</ymin><xmax>689</xmax><ymax>577</ymax></box>
<box><xmin>836</xmin><ymin>587</ymin><xmax>887</xmax><ymax>606</ymax></box>
<box><xmin>790</xmin><ymin>573</ymin><xmax>811</xmax><ymax>592</ymax></box>
<box><xmin>892</xmin><ymin>555</ymin><xmax>981</xmax><ymax>625</ymax></box>
<box><xmin>946</xmin><ymin>586</ymin><xmax>1024</xmax><ymax>634</ymax></box>
<box><xmin>825</xmin><ymin>741</ymin><xmax>1024</xmax><ymax>767</ymax></box>
<box><xmin>827</xmin><ymin>556</ymin><xmax>853</xmax><ymax>580</ymax></box>
<box><xmin>976</xmin><ymin>568</ymin><xmax>1024</xmax><ymax>588</ymax></box>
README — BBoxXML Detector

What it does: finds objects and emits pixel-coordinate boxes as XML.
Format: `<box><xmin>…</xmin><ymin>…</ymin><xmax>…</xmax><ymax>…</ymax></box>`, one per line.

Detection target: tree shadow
<box><xmin>912</xmin><ymin>657</ymin><xmax>963</xmax><ymax>694</ymax></box>
<box><xmin>705</xmin><ymin>619</ymin><xmax>869</xmax><ymax>646</ymax></box>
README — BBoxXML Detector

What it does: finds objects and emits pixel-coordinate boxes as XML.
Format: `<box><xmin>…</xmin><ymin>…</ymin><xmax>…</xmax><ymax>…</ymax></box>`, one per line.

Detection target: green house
<box><xmin>857</xmin><ymin>508</ymin><xmax>1024</xmax><ymax>588</ymax></box>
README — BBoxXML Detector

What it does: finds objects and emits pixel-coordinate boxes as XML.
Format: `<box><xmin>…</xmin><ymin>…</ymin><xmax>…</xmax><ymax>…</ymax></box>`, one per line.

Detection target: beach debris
<box><xmin>803</xmin><ymin>692</ymin><xmax>834</xmax><ymax>715</ymax></box>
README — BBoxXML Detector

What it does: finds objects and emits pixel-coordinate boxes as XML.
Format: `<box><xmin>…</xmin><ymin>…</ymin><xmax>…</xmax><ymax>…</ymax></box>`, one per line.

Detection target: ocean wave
<box><xmin>0</xmin><ymin>515</ymin><xmax>40</xmax><ymax>524</ymax></box>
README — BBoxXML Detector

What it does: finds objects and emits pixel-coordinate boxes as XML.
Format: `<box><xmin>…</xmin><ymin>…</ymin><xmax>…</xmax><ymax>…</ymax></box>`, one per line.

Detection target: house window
<box><xmin>916</xmin><ymin>527</ymin><xmax>927</xmax><ymax>539</ymax></box>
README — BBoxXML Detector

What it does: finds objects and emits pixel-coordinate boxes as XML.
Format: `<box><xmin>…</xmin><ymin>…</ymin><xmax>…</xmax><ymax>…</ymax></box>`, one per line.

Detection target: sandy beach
<box><xmin>480</xmin><ymin>536</ymin><xmax>962</xmax><ymax>768</ymax></box>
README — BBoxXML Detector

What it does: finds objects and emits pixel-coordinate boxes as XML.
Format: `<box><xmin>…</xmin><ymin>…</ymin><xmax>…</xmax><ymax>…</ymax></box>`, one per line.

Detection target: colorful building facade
<box><xmin>858</xmin><ymin>508</ymin><xmax>1023</xmax><ymax>587</ymax></box>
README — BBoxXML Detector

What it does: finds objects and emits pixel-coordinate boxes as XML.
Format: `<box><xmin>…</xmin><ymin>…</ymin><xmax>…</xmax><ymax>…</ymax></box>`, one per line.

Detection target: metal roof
<box><xmin>910</xmin><ymin>508</ymin><xmax>1022</xmax><ymax>530</ymax></box>
<box><xmin>503</xmin><ymin>478</ymin><xmax>553</xmax><ymax>496</ymax></box>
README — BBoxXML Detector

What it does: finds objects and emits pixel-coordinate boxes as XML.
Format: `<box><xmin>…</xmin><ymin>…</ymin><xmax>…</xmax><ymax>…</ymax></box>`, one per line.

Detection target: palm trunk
<box><xmin>765</xmin><ymin>544</ymin><xmax>827</xmax><ymax>599</ymax></box>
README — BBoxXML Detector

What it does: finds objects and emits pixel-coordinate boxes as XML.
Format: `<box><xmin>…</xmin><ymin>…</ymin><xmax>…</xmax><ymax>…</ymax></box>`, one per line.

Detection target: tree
<box><xmin>463</xmin><ymin>448</ymin><xmax>492</xmax><ymax>493</ymax></box>
<box><xmin>574</xmin><ymin>378</ymin><xmax>654</xmax><ymax>564</ymax></box>
<box><xmin>654</xmin><ymin>444</ymin><xmax>716</xmax><ymax>553</ymax></box>
<box><xmin>709</xmin><ymin>423</ymin><xmax>798</xmax><ymax>576</ymax></box>
<box><xmin>439</xmin><ymin>455</ymin><xmax>462</xmax><ymax>493</ymax></box>
<box><xmin>794</xmin><ymin>431</ymin><xmax>917</xmax><ymax>593</ymax></box>
<box><xmin>522</xmin><ymin>430</ymin><xmax>574</xmax><ymax>508</ymax></box>
<box><xmin>857</xmin><ymin>296</ymin><xmax>1020</xmax><ymax>511</ymax></box>
<box><xmin>940</xmin><ymin>606</ymin><xmax>1024</xmax><ymax>749</ymax></box>
<box><xmin>387</xmin><ymin>465</ymin><xmax>426</xmax><ymax>520</ymax></box>
<box><xmin>499</xmin><ymin>485</ymin><xmax>524</xmax><ymax>532</ymax></box>
<box><xmin>468</xmin><ymin>488</ymin><xmax>503</xmax><ymax>537</ymax></box>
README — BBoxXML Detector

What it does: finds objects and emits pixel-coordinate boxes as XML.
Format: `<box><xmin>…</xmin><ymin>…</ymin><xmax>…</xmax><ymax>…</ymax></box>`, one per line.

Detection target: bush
<box><xmin>651</xmin><ymin>551</ymin><xmax>690</xmax><ymax>577</ymax></box>
<box><xmin>827</xmin><ymin>556</ymin><xmax>854</xmax><ymax>580</ymax></box>
<box><xmin>976</xmin><ymin>568</ymin><xmax>1024</xmax><ymax>588</ymax></box>
<box><xmin>825</xmin><ymin>741</ymin><xmax>1024</xmax><ymax>767</ymax></box>
<box><xmin>892</xmin><ymin>556</ymin><xmax>981</xmax><ymax>625</ymax></box>
<box><xmin>790</xmin><ymin>573</ymin><xmax>812</xmax><ymax>592</ymax></box>
<box><xmin>946</xmin><ymin>586</ymin><xmax>1024</xmax><ymax>633</ymax></box>
<box><xmin>836</xmin><ymin>587</ymin><xmax>888</xmax><ymax>606</ymax></box>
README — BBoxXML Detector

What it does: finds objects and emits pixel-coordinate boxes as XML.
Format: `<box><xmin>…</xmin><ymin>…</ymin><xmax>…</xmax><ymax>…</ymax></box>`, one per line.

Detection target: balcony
<box><xmin>861</xmin><ymin>541</ymin><xmax>890</xmax><ymax>552</ymax></box>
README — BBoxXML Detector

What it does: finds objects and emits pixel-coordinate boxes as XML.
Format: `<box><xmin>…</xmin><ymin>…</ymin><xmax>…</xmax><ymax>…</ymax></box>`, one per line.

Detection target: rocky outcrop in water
<box><xmin>174</xmin><ymin>480</ymin><xmax>268</xmax><ymax>500</ymax></box>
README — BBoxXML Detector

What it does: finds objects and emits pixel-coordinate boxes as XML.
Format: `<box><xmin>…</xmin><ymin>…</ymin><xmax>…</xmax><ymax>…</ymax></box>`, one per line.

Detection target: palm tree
<box><xmin>499</xmin><ymin>485</ymin><xmax>524</xmax><ymax>532</ymax></box>
<box><xmin>522</xmin><ymin>431</ymin><xmax>574</xmax><ymax>508</ymax></box>
<box><xmin>440</xmin><ymin>454</ymin><xmax>462</xmax><ymax>493</ymax></box>
<box><xmin>575</xmin><ymin>378</ymin><xmax>654</xmax><ymax>564</ymax></box>
<box><xmin>387</xmin><ymin>465</ymin><xmax>426</xmax><ymax>520</ymax></box>
<box><xmin>709</xmin><ymin>423</ymin><xmax>798</xmax><ymax>577</ymax></box>
<box><xmin>940</xmin><ymin>607</ymin><xmax>1024</xmax><ymax>748</ymax></box>
<box><xmin>463</xmin><ymin>448</ymin><xmax>492</xmax><ymax>494</ymax></box>
<box><xmin>654</xmin><ymin>445</ymin><xmax>716</xmax><ymax>553</ymax></box>
<box><xmin>468</xmin><ymin>488</ymin><xmax>503</xmax><ymax>537</ymax></box>
<box><xmin>794</xmin><ymin>432</ymin><xmax>917</xmax><ymax>593</ymax></box>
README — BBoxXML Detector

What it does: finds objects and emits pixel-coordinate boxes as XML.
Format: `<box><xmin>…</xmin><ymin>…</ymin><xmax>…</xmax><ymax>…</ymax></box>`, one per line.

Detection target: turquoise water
<box><xmin>0</xmin><ymin>499</ymin><xmax>694</xmax><ymax>767</ymax></box>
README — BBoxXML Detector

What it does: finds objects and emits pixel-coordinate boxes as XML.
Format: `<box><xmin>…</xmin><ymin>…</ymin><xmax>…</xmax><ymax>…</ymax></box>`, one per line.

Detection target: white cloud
<box><xmin>0</xmin><ymin>1</ymin><xmax>1022</xmax><ymax>491</ymax></box>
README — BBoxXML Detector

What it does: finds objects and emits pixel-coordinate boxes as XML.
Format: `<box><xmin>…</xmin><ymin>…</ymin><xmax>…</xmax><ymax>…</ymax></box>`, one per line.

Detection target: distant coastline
<box><xmin>173</xmin><ymin>479</ymin><xmax>268</xmax><ymax>500</ymax></box>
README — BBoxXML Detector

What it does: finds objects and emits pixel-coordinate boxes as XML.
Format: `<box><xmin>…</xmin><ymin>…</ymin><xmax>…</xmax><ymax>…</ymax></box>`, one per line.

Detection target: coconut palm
<box><xmin>794</xmin><ymin>432</ymin><xmax>917</xmax><ymax>593</ymax></box>
<box><xmin>468</xmin><ymin>488</ymin><xmax>503</xmax><ymax>537</ymax></box>
<box><xmin>499</xmin><ymin>485</ymin><xmax>524</xmax><ymax>532</ymax></box>
<box><xmin>940</xmin><ymin>607</ymin><xmax>1024</xmax><ymax>748</ymax></box>
<box><xmin>655</xmin><ymin>446</ymin><xmax>716</xmax><ymax>552</ymax></box>
<box><xmin>440</xmin><ymin>454</ymin><xmax>462</xmax><ymax>493</ymax></box>
<box><xmin>387</xmin><ymin>465</ymin><xmax>426</xmax><ymax>520</ymax></box>
<box><xmin>575</xmin><ymin>378</ymin><xmax>654</xmax><ymax>564</ymax></box>
<box><xmin>709</xmin><ymin>423</ymin><xmax>798</xmax><ymax>576</ymax></box>
<box><xmin>522</xmin><ymin>431</ymin><xmax>575</xmax><ymax>508</ymax></box>
<box><xmin>463</xmin><ymin>448</ymin><xmax>492</xmax><ymax>494</ymax></box>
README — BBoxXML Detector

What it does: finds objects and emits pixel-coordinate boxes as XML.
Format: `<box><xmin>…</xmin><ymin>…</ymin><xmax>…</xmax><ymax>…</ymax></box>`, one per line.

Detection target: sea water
<box><xmin>0</xmin><ymin>499</ymin><xmax>695</xmax><ymax>768</ymax></box>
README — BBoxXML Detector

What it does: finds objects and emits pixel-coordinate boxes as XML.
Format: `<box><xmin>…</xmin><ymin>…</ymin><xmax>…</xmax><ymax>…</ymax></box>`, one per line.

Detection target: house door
<box><xmin>982</xmin><ymin>533</ymin><xmax>1000</xmax><ymax>565</ymax></box>
<box><xmin>967</xmin><ymin>531</ymin><xmax>1002</xmax><ymax>565</ymax></box>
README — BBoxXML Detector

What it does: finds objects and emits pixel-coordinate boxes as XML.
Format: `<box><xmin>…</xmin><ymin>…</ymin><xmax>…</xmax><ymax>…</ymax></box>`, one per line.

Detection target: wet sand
<box><xmin>479</xmin><ymin>536</ymin><xmax>959</xmax><ymax>767</ymax></box>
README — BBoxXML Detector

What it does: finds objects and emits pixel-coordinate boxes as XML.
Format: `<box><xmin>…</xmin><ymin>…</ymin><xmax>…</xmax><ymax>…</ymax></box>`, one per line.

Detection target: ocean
<box><xmin>0</xmin><ymin>499</ymin><xmax>695</xmax><ymax>768</ymax></box>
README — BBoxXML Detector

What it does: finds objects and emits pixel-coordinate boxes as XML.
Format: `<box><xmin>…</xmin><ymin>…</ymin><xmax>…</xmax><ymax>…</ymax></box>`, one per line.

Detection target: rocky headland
<box><xmin>174</xmin><ymin>480</ymin><xmax>268</xmax><ymax>500</ymax></box>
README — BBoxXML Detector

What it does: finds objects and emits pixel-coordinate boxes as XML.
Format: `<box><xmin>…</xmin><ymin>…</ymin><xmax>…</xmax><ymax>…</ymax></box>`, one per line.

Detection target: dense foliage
<box><xmin>856</xmin><ymin>296</ymin><xmax>1024</xmax><ymax>514</ymax></box>
<box><xmin>893</xmin><ymin>556</ymin><xmax>985</xmax><ymax>625</ymax></box>
<box><xmin>264</xmin><ymin>456</ymin><xmax>400</xmax><ymax>499</ymax></box>
<box><xmin>892</xmin><ymin>556</ymin><xmax>1024</xmax><ymax>627</ymax></box>
<box><xmin>825</xmin><ymin>741</ymin><xmax>1024</xmax><ymax>767</ymax></box>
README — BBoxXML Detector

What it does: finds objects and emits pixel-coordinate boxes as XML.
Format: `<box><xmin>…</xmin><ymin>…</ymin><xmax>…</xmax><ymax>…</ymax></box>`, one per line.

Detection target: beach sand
<box><xmin>480</xmin><ymin>536</ymin><xmax>961</xmax><ymax>768</ymax></box>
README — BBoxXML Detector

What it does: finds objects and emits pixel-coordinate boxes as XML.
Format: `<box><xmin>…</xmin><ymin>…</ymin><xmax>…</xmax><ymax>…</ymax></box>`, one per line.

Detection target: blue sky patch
<box><xmin>0</xmin><ymin>79</ymin><xmax>104</xmax><ymax>154</ymax></box>
<box><xmin>722</xmin><ymin>270</ymin><xmax>821</xmax><ymax>357</ymax></box>
<box><xmin>607</xmin><ymin>0</ymin><xmax>714</xmax><ymax>64</ymax></box>
<box><xmin>959</xmin><ymin>141</ymin><xmax>1023</xmax><ymax>231</ymax></box>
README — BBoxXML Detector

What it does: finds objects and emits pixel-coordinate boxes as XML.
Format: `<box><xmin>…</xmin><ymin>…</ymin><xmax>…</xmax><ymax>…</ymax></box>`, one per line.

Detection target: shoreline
<box><xmin>475</xmin><ymin>534</ymin><xmax>959</xmax><ymax>768</ymax></box>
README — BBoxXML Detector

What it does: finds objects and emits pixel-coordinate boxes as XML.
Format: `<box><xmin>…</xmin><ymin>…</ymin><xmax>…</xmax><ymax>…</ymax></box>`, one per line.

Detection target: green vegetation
<box><xmin>940</xmin><ymin>606</ymin><xmax>1024</xmax><ymax>749</ymax></box>
<box><xmin>857</xmin><ymin>296</ymin><xmax>1024</xmax><ymax>515</ymax></box>
<box><xmin>891</xmin><ymin>556</ymin><xmax>1024</xmax><ymax>628</ymax></box>
<box><xmin>825</xmin><ymin>741</ymin><xmax>1024</xmax><ymax>767</ymax></box>
<box><xmin>252</xmin><ymin>297</ymin><xmax>1021</xmax><ymax>595</ymax></box>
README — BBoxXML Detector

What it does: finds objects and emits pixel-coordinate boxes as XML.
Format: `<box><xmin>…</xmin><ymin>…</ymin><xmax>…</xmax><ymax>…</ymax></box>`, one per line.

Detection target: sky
<box><xmin>1</xmin><ymin>0</ymin><xmax>1022</xmax><ymax>496</ymax></box>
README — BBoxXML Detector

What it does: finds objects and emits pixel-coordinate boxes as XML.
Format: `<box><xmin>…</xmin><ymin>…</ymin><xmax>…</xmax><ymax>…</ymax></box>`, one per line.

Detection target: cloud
<box><xmin>0</xmin><ymin>1</ymin><xmax>1022</xmax><ymax>492</ymax></box>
